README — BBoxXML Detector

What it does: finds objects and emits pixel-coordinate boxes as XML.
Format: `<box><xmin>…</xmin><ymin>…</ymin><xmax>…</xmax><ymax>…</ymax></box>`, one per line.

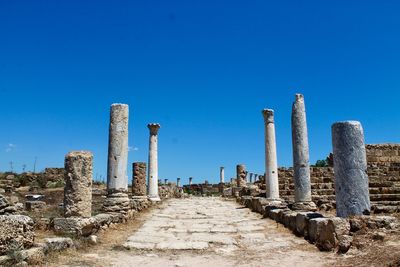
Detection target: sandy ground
<box><xmin>44</xmin><ymin>198</ymin><xmax>343</xmax><ymax>267</ymax></box>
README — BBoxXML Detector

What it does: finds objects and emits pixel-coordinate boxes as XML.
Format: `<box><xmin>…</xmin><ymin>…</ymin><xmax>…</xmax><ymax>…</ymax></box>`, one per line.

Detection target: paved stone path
<box><xmin>53</xmin><ymin>197</ymin><xmax>338</xmax><ymax>266</ymax></box>
<box><xmin>119</xmin><ymin>197</ymin><xmax>336</xmax><ymax>266</ymax></box>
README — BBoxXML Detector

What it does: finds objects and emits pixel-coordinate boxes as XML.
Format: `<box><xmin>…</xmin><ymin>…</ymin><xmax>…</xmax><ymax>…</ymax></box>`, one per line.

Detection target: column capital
<box><xmin>295</xmin><ymin>93</ymin><xmax>304</xmax><ymax>102</ymax></box>
<box><xmin>148</xmin><ymin>123</ymin><xmax>161</xmax><ymax>135</ymax></box>
<box><xmin>262</xmin><ymin>109</ymin><xmax>274</xmax><ymax>124</ymax></box>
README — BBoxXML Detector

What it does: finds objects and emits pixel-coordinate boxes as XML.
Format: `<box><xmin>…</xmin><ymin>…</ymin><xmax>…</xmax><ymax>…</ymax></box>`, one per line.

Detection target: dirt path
<box><xmin>46</xmin><ymin>197</ymin><xmax>339</xmax><ymax>267</ymax></box>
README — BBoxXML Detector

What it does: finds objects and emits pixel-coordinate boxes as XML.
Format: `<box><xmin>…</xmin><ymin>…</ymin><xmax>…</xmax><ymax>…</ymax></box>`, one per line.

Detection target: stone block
<box><xmin>295</xmin><ymin>212</ymin><xmax>323</xmax><ymax>237</ymax></box>
<box><xmin>44</xmin><ymin>237</ymin><xmax>74</xmax><ymax>252</ymax></box>
<box><xmin>0</xmin><ymin>215</ymin><xmax>34</xmax><ymax>255</ymax></box>
<box><xmin>25</xmin><ymin>201</ymin><xmax>46</xmax><ymax>212</ymax></box>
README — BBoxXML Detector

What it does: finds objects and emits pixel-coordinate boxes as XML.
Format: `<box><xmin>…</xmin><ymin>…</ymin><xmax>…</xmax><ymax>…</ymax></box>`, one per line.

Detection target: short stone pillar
<box><xmin>147</xmin><ymin>123</ymin><xmax>161</xmax><ymax>201</ymax></box>
<box><xmin>103</xmin><ymin>104</ymin><xmax>130</xmax><ymax>213</ymax></box>
<box><xmin>220</xmin><ymin>167</ymin><xmax>225</xmax><ymax>184</ymax></box>
<box><xmin>262</xmin><ymin>109</ymin><xmax>280</xmax><ymax>200</ymax></box>
<box><xmin>291</xmin><ymin>94</ymin><xmax>316</xmax><ymax>210</ymax></box>
<box><xmin>132</xmin><ymin>162</ymin><xmax>147</xmax><ymax>198</ymax></box>
<box><xmin>332</xmin><ymin>121</ymin><xmax>371</xmax><ymax>218</ymax></box>
<box><xmin>189</xmin><ymin>177</ymin><xmax>193</xmax><ymax>185</ymax></box>
<box><xmin>64</xmin><ymin>151</ymin><xmax>93</xmax><ymax>218</ymax></box>
<box><xmin>236</xmin><ymin>164</ymin><xmax>247</xmax><ymax>187</ymax></box>
<box><xmin>249</xmin><ymin>173</ymin><xmax>253</xmax><ymax>183</ymax></box>
<box><xmin>177</xmin><ymin>178</ymin><xmax>181</xmax><ymax>187</ymax></box>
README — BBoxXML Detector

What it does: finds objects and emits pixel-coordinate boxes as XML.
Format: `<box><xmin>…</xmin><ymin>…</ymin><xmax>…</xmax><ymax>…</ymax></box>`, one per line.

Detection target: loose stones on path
<box><xmin>64</xmin><ymin>151</ymin><xmax>93</xmax><ymax>218</ymax></box>
<box><xmin>332</xmin><ymin>121</ymin><xmax>371</xmax><ymax>218</ymax></box>
<box><xmin>123</xmin><ymin>198</ymin><xmax>315</xmax><ymax>254</ymax></box>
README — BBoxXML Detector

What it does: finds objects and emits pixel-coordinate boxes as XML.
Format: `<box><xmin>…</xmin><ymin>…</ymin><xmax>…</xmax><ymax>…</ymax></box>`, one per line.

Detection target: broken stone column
<box><xmin>291</xmin><ymin>94</ymin><xmax>316</xmax><ymax>211</ymax></box>
<box><xmin>262</xmin><ymin>109</ymin><xmax>280</xmax><ymax>200</ymax></box>
<box><xmin>177</xmin><ymin>178</ymin><xmax>181</xmax><ymax>187</ymax></box>
<box><xmin>189</xmin><ymin>177</ymin><xmax>193</xmax><ymax>185</ymax></box>
<box><xmin>64</xmin><ymin>151</ymin><xmax>92</xmax><ymax>218</ymax></box>
<box><xmin>147</xmin><ymin>123</ymin><xmax>161</xmax><ymax>201</ymax></box>
<box><xmin>249</xmin><ymin>173</ymin><xmax>253</xmax><ymax>183</ymax></box>
<box><xmin>164</xmin><ymin>179</ymin><xmax>168</xmax><ymax>185</ymax></box>
<box><xmin>103</xmin><ymin>104</ymin><xmax>130</xmax><ymax>213</ymax></box>
<box><xmin>254</xmin><ymin>174</ymin><xmax>258</xmax><ymax>182</ymax></box>
<box><xmin>132</xmin><ymin>162</ymin><xmax>147</xmax><ymax>198</ymax></box>
<box><xmin>332</xmin><ymin>121</ymin><xmax>371</xmax><ymax>218</ymax></box>
<box><xmin>220</xmin><ymin>167</ymin><xmax>225</xmax><ymax>183</ymax></box>
<box><xmin>236</xmin><ymin>164</ymin><xmax>247</xmax><ymax>187</ymax></box>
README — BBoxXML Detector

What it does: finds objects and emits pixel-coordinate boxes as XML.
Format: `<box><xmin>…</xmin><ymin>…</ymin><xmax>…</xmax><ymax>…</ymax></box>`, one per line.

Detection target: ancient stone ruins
<box><xmin>1</xmin><ymin>94</ymin><xmax>400</xmax><ymax>266</ymax></box>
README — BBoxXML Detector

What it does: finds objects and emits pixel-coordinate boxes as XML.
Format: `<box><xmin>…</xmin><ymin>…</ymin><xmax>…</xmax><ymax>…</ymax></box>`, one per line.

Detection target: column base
<box><xmin>103</xmin><ymin>192</ymin><xmax>130</xmax><ymax>214</ymax></box>
<box><xmin>291</xmin><ymin>201</ymin><xmax>317</xmax><ymax>211</ymax></box>
<box><xmin>148</xmin><ymin>196</ymin><xmax>161</xmax><ymax>202</ymax></box>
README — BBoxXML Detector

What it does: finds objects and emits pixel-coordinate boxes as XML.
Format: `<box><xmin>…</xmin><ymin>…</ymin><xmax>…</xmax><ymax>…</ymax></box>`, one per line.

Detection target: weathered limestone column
<box><xmin>262</xmin><ymin>109</ymin><xmax>280</xmax><ymax>200</ymax></box>
<box><xmin>177</xmin><ymin>178</ymin><xmax>181</xmax><ymax>187</ymax></box>
<box><xmin>249</xmin><ymin>173</ymin><xmax>253</xmax><ymax>183</ymax></box>
<box><xmin>147</xmin><ymin>123</ymin><xmax>161</xmax><ymax>201</ymax></box>
<box><xmin>64</xmin><ymin>151</ymin><xmax>92</xmax><ymax>218</ymax></box>
<box><xmin>254</xmin><ymin>174</ymin><xmax>258</xmax><ymax>182</ymax></box>
<box><xmin>236</xmin><ymin>164</ymin><xmax>247</xmax><ymax>187</ymax></box>
<box><xmin>189</xmin><ymin>177</ymin><xmax>193</xmax><ymax>185</ymax></box>
<box><xmin>103</xmin><ymin>104</ymin><xmax>130</xmax><ymax>213</ymax></box>
<box><xmin>332</xmin><ymin>121</ymin><xmax>371</xmax><ymax>218</ymax></box>
<box><xmin>220</xmin><ymin>167</ymin><xmax>225</xmax><ymax>183</ymax></box>
<box><xmin>132</xmin><ymin>162</ymin><xmax>147</xmax><ymax>198</ymax></box>
<box><xmin>291</xmin><ymin>94</ymin><xmax>316</xmax><ymax>210</ymax></box>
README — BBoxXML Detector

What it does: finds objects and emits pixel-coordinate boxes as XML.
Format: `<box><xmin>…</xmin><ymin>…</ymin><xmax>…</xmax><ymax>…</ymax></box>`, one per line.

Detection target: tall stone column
<box><xmin>236</xmin><ymin>164</ymin><xmax>247</xmax><ymax>187</ymax></box>
<box><xmin>177</xmin><ymin>177</ymin><xmax>181</xmax><ymax>187</ymax></box>
<box><xmin>189</xmin><ymin>177</ymin><xmax>193</xmax><ymax>185</ymax></box>
<box><xmin>332</xmin><ymin>121</ymin><xmax>371</xmax><ymax>218</ymax></box>
<box><xmin>132</xmin><ymin>162</ymin><xmax>147</xmax><ymax>198</ymax></box>
<box><xmin>64</xmin><ymin>151</ymin><xmax>92</xmax><ymax>218</ymax></box>
<box><xmin>262</xmin><ymin>109</ymin><xmax>280</xmax><ymax>200</ymax></box>
<box><xmin>291</xmin><ymin>94</ymin><xmax>316</xmax><ymax>210</ymax></box>
<box><xmin>220</xmin><ymin>167</ymin><xmax>225</xmax><ymax>183</ymax></box>
<box><xmin>103</xmin><ymin>104</ymin><xmax>130</xmax><ymax>213</ymax></box>
<box><xmin>147</xmin><ymin>123</ymin><xmax>161</xmax><ymax>201</ymax></box>
<box><xmin>254</xmin><ymin>174</ymin><xmax>258</xmax><ymax>182</ymax></box>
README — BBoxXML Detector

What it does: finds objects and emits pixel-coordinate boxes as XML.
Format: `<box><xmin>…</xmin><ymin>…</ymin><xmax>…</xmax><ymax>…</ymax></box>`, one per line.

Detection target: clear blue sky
<box><xmin>1</xmin><ymin>1</ymin><xmax>400</xmax><ymax>184</ymax></box>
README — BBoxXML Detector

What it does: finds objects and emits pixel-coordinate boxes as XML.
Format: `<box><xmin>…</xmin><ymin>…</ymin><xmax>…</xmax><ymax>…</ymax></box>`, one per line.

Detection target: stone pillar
<box><xmin>132</xmin><ymin>162</ymin><xmax>147</xmax><ymax>198</ymax></box>
<box><xmin>249</xmin><ymin>173</ymin><xmax>253</xmax><ymax>183</ymax></box>
<box><xmin>254</xmin><ymin>174</ymin><xmax>258</xmax><ymax>182</ymax></box>
<box><xmin>164</xmin><ymin>179</ymin><xmax>168</xmax><ymax>185</ymax></box>
<box><xmin>236</xmin><ymin>164</ymin><xmax>247</xmax><ymax>187</ymax></box>
<box><xmin>291</xmin><ymin>94</ymin><xmax>316</xmax><ymax>210</ymax></box>
<box><xmin>332</xmin><ymin>121</ymin><xmax>371</xmax><ymax>218</ymax></box>
<box><xmin>177</xmin><ymin>178</ymin><xmax>181</xmax><ymax>187</ymax></box>
<box><xmin>220</xmin><ymin>167</ymin><xmax>225</xmax><ymax>183</ymax></box>
<box><xmin>64</xmin><ymin>151</ymin><xmax>92</xmax><ymax>218</ymax></box>
<box><xmin>189</xmin><ymin>177</ymin><xmax>193</xmax><ymax>185</ymax></box>
<box><xmin>103</xmin><ymin>104</ymin><xmax>130</xmax><ymax>213</ymax></box>
<box><xmin>262</xmin><ymin>109</ymin><xmax>280</xmax><ymax>200</ymax></box>
<box><xmin>147</xmin><ymin>123</ymin><xmax>161</xmax><ymax>201</ymax></box>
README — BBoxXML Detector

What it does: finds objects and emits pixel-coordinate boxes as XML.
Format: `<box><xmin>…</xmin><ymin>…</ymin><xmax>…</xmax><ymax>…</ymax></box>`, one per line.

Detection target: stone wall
<box><xmin>279</xmin><ymin>144</ymin><xmax>400</xmax><ymax>213</ymax></box>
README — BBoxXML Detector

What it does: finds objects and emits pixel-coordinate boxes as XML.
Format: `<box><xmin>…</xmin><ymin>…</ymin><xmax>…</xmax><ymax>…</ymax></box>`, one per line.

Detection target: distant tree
<box><xmin>312</xmin><ymin>159</ymin><xmax>328</xmax><ymax>167</ymax></box>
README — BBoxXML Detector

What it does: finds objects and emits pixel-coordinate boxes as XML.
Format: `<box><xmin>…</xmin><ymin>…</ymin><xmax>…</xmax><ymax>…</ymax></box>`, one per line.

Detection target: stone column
<box><xmin>249</xmin><ymin>173</ymin><xmax>253</xmax><ymax>183</ymax></box>
<box><xmin>220</xmin><ymin>167</ymin><xmax>225</xmax><ymax>184</ymax></box>
<box><xmin>147</xmin><ymin>123</ymin><xmax>161</xmax><ymax>201</ymax></box>
<box><xmin>103</xmin><ymin>104</ymin><xmax>130</xmax><ymax>213</ymax></box>
<box><xmin>189</xmin><ymin>177</ymin><xmax>193</xmax><ymax>185</ymax></box>
<box><xmin>262</xmin><ymin>109</ymin><xmax>280</xmax><ymax>200</ymax></box>
<box><xmin>164</xmin><ymin>179</ymin><xmax>168</xmax><ymax>185</ymax></box>
<box><xmin>132</xmin><ymin>162</ymin><xmax>147</xmax><ymax>198</ymax></box>
<box><xmin>254</xmin><ymin>174</ymin><xmax>258</xmax><ymax>182</ymax></box>
<box><xmin>332</xmin><ymin>121</ymin><xmax>371</xmax><ymax>218</ymax></box>
<box><xmin>177</xmin><ymin>178</ymin><xmax>181</xmax><ymax>187</ymax></box>
<box><xmin>236</xmin><ymin>164</ymin><xmax>247</xmax><ymax>187</ymax></box>
<box><xmin>291</xmin><ymin>94</ymin><xmax>316</xmax><ymax>210</ymax></box>
<box><xmin>64</xmin><ymin>151</ymin><xmax>92</xmax><ymax>218</ymax></box>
